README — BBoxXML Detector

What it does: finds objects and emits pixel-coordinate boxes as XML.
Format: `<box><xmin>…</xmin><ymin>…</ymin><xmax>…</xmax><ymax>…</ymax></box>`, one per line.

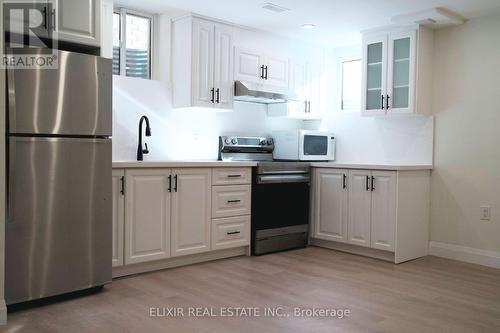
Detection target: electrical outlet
<box><xmin>480</xmin><ymin>206</ymin><xmax>491</xmax><ymax>221</ymax></box>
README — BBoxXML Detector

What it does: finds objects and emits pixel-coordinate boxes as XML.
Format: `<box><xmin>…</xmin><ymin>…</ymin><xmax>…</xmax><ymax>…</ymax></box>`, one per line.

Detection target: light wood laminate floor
<box><xmin>2</xmin><ymin>247</ymin><xmax>500</xmax><ymax>333</ymax></box>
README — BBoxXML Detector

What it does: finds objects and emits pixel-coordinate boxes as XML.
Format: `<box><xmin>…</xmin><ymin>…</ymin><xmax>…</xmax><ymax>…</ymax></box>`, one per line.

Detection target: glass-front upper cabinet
<box><xmin>387</xmin><ymin>30</ymin><xmax>416</xmax><ymax>114</ymax></box>
<box><xmin>361</xmin><ymin>28</ymin><xmax>417</xmax><ymax>116</ymax></box>
<box><xmin>362</xmin><ymin>34</ymin><xmax>387</xmax><ymax>115</ymax></box>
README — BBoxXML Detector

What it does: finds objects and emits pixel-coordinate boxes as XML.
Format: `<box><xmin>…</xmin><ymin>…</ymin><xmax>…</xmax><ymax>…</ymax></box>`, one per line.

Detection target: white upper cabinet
<box><xmin>361</xmin><ymin>26</ymin><xmax>432</xmax><ymax>116</ymax></box>
<box><xmin>192</xmin><ymin>19</ymin><xmax>215</xmax><ymax>108</ymax></box>
<box><xmin>234</xmin><ymin>47</ymin><xmax>265</xmax><ymax>84</ymax></box>
<box><xmin>265</xmin><ymin>54</ymin><xmax>289</xmax><ymax>87</ymax></box>
<box><xmin>172</xmin><ymin>17</ymin><xmax>234</xmax><ymax>110</ymax></box>
<box><xmin>313</xmin><ymin>169</ymin><xmax>348</xmax><ymax>243</ymax></box>
<box><xmin>268</xmin><ymin>57</ymin><xmax>323</xmax><ymax>120</ymax></box>
<box><xmin>49</xmin><ymin>0</ymin><xmax>101</xmax><ymax>46</ymax></box>
<box><xmin>214</xmin><ymin>24</ymin><xmax>234</xmax><ymax>109</ymax></box>
<box><xmin>234</xmin><ymin>47</ymin><xmax>289</xmax><ymax>88</ymax></box>
<box><xmin>361</xmin><ymin>33</ymin><xmax>388</xmax><ymax>116</ymax></box>
<box><xmin>171</xmin><ymin>168</ymin><xmax>212</xmax><ymax>257</ymax></box>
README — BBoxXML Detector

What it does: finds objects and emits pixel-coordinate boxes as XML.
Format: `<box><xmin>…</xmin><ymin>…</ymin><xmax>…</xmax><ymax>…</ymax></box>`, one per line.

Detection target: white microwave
<box><xmin>272</xmin><ymin>130</ymin><xmax>336</xmax><ymax>161</ymax></box>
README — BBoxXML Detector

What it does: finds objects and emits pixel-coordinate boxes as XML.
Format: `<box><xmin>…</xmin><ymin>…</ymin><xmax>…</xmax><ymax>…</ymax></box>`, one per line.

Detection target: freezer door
<box><xmin>7</xmin><ymin>49</ymin><xmax>112</xmax><ymax>136</ymax></box>
<box><xmin>6</xmin><ymin>137</ymin><xmax>112</xmax><ymax>304</ymax></box>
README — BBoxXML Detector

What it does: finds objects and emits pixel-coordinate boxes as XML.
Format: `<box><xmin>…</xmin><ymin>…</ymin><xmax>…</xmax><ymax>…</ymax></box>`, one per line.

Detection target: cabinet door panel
<box><xmin>371</xmin><ymin>171</ymin><xmax>397</xmax><ymax>251</ymax></box>
<box><xmin>171</xmin><ymin>169</ymin><xmax>211</xmax><ymax>257</ymax></box>
<box><xmin>214</xmin><ymin>24</ymin><xmax>234</xmax><ymax>109</ymax></box>
<box><xmin>387</xmin><ymin>30</ymin><xmax>416</xmax><ymax>114</ymax></box>
<box><xmin>313</xmin><ymin>169</ymin><xmax>348</xmax><ymax>242</ymax></box>
<box><xmin>348</xmin><ymin>170</ymin><xmax>372</xmax><ymax>247</ymax></box>
<box><xmin>234</xmin><ymin>47</ymin><xmax>263</xmax><ymax>84</ymax></box>
<box><xmin>265</xmin><ymin>55</ymin><xmax>288</xmax><ymax>88</ymax></box>
<box><xmin>112</xmin><ymin>169</ymin><xmax>125</xmax><ymax>267</ymax></box>
<box><xmin>55</xmin><ymin>0</ymin><xmax>99</xmax><ymax>46</ymax></box>
<box><xmin>306</xmin><ymin>60</ymin><xmax>322</xmax><ymax>116</ymax></box>
<box><xmin>192</xmin><ymin>19</ymin><xmax>215</xmax><ymax>108</ymax></box>
<box><xmin>361</xmin><ymin>34</ymin><xmax>387</xmax><ymax>115</ymax></box>
<box><xmin>124</xmin><ymin>169</ymin><xmax>171</xmax><ymax>264</ymax></box>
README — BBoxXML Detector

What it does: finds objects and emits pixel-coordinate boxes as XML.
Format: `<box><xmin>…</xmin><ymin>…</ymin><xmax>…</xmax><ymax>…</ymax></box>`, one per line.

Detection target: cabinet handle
<box><xmin>381</xmin><ymin>95</ymin><xmax>385</xmax><ymax>110</ymax></box>
<box><xmin>308</xmin><ymin>101</ymin><xmax>311</xmax><ymax>113</ymax></box>
<box><xmin>386</xmin><ymin>94</ymin><xmax>390</xmax><ymax>109</ymax></box>
<box><xmin>304</xmin><ymin>100</ymin><xmax>308</xmax><ymax>113</ymax></box>
<box><xmin>343</xmin><ymin>174</ymin><xmax>347</xmax><ymax>189</ymax></box>
<box><xmin>366</xmin><ymin>176</ymin><xmax>370</xmax><ymax>191</ymax></box>
<box><xmin>120</xmin><ymin>176</ymin><xmax>125</xmax><ymax>195</ymax></box>
<box><xmin>260</xmin><ymin>65</ymin><xmax>265</xmax><ymax>79</ymax></box>
<box><xmin>210</xmin><ymin>88</ymin><xmax>215</xmax><ymax>103</ymax></box>
<box><xmin>227</xmin><ymin>231</ymin><xmax>241</xmax><ymax>235</ymax></box>
<box><xmin>227</xmin><ymin>199</ymin><xmax>241</xmax><ymax>204</ymax></box>
<box><xmin>227</xmin><ymin>174</ymin><xmax>241</xmax><ymax>178</ymax></box>
<box><xmin>216</xmin><ymin>88</ymin><xmax>220</xmax><ymax>103</ymax></box>
<box><xmin>264</xmin><ymin>66</ymin><xmax>268</xmax><ymax>80</ymax></box>
<box><xmin>371</xmin><ymin>176</ymin><xmax>375</xmax><ymax>191</ymax></box>
<box><xmin>168</xmin><ymin>175</ymin><xmax>172</xmax><ymax>192</ymax></box>
<box><xmin>173</xmin><ymin>175</ymin><xmax>178</xmax><ymax>192</ymax></box>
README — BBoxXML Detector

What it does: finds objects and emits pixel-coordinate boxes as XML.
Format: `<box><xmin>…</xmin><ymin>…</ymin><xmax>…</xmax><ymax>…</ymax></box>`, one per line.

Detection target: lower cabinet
<box><xmin>112</xmin><ymin>167</ymin><xmax>251</xmax><ymax>270</ymax></box>
<box><xmin>370</xmin><ymin>171</ymin><xmax>397</xmax><ymax>251</ymax></box>
<box><xmin>348</xmin><ymin>170</ymin><xmax>373</xmax><ymax>247</ymax></box>
<box><xmin>124</xmin><ymin>168</ymin><xmax>172</xmax><ymax>265</ymax></box>
<box><xmin>313</xmin><ymin>169</ymin><xmax>348</xmax><ymax>242</ymax></box>
<box><xmin>171</xmin><ymin>168</ymin><xmax>212</xmax><ymax>257</ymax></box>
<box><xmin>212</xmin><ymin>215</ymin><xmax>250</xmax><ymax>250</ymax></box>
<box><xmin>313</xmin><ymin>168</ymin><xmax>397</xmax><ymax>252</ymax></box>
<box><xmin>112</xmin><ymin>169</ymin><xmax>125</xmax><ymax>267</ymax></box>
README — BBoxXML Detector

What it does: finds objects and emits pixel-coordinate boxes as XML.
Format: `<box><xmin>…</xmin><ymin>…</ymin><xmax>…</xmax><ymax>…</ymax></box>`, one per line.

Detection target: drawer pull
<box><xmin>227</xmin><ymin>231</ymin><xmax>241</xmax><ymax>235</ymax></box>
<box><xmin>227</xmin><ymin>174</ymin><xmax>242</xmax><ymax>178</ymax></box>
<box><xmin>227</xmin><ymin>199</ymin><xmax>241</xmax><ymax>204</ymax></box>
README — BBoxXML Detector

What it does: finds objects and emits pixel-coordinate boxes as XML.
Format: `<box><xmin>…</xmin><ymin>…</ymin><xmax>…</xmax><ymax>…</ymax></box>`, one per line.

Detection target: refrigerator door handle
<box><xmin>7</xmin><ymin>138</ymin><xmax>16</xmax><ymax>223</ymax></box>
<box><xmin>7</xmin><ymin>67</ymin><xmax>17</xmax><ymax>132</ymax></box>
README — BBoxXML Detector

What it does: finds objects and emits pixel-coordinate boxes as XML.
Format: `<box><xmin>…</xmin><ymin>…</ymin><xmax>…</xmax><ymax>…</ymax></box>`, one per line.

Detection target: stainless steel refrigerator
<box><xmin>6</xmin><ymin>49</ymin><xmax>112</xmax><ymax>304</ymax></box>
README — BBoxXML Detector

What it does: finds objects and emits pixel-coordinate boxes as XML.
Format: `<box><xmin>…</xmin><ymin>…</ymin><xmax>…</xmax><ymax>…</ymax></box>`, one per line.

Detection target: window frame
<box><xmin>113</xmin><ymin>7</ymin><xmax>154</xmax><ymax>80</ymax></box>
<box><xmin>336</xmin><ymin>47</ymin><xmax>362</xmax><ymax>113</ymax></box>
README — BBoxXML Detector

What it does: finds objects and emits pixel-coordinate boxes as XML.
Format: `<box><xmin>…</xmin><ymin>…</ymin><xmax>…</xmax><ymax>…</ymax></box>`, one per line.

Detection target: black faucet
<box><xmin>137</xmin><ymin>115</ymin><xmax>152</xmax><ymax>161</ymax></box>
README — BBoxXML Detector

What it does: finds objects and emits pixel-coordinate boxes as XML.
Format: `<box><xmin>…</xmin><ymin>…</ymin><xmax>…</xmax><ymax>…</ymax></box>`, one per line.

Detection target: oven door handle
<box><xmin>257</xmin><ymin>174</ymin><xmax>310</xmax><ymax>184</ymax></box>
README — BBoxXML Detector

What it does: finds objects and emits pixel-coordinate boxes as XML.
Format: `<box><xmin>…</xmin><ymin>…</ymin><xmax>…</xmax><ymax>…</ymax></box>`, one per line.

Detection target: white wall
<box><xmin>113</xmin><ymin>12</ymin><xmax>434</xmax><ymax>165</ymax></box>
<box><xmin>430</xmin><ymin>13</ymin><xmax>500</xmax><ymax>255</ymax></box>
<box><xmin>112</xmin><ymin>76</ymin><xmax>302</xmax><ymax>161</ymax></box>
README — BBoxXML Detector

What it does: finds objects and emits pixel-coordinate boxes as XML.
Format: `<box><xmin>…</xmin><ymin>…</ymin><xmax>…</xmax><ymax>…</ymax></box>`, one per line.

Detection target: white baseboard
<box><xmin>0</xmin><ymin>299</ymin><xmax>6</xmax><ymax>325</ymax></box>
<box><xmin>429</xmin><ymin>241</ymin><xmax>500</xmax><ymax>269</ymax></box>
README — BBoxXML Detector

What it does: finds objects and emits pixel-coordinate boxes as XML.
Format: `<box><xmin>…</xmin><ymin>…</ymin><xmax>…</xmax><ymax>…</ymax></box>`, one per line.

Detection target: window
<box><xmin>341</xmin><ymin>59</ymin><xmax>361</xmax><ymax>111</ymax></box>
<box><xmin>113</xmin><ymin>9</ymin><xmax>153</xmax><ymax>79</ymax></box>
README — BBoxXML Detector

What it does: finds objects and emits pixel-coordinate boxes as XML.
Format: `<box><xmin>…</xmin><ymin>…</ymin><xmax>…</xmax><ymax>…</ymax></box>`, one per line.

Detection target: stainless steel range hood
<box><xmin>234</xmin><ymin>81</ymin><xmax>296</xmax><ymax>104</ymax></box>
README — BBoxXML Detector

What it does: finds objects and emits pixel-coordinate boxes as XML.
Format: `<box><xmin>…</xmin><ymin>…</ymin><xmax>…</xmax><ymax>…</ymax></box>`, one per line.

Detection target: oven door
<box><xmin>298</xmin><ymin>131</ymin><xmax>333</xmax><ymax>161</ymax></box>
<box><xmin>251</xmin><ymin>173</ymin><xmax>310</xmax><ymax>255</ymax></box>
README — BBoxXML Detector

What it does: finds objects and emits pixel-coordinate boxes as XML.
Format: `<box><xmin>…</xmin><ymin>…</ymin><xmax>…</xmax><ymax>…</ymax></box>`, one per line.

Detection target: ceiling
<box><xmin>115</xmin><ymin>0</ymin><xmax>500</xmax><ymax>47</ymax></box>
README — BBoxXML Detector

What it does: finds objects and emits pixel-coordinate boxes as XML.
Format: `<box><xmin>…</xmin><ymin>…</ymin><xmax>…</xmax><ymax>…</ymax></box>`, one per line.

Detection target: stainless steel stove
<box><xmin>218</xmin><ymin>136</ymin><xmax>310</xmax><ymax>255</ymax></box>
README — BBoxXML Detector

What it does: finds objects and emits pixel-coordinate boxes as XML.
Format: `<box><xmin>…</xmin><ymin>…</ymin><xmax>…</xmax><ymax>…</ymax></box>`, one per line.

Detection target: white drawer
<box><xmin>212</xmin><ymin>168</ymin><xmax>251</xmax><ymax>185</ymax></box>
<box><xmin>212</xmin><ymin>216</ymin><xmax>250</xmax><ymax>250</ymax></box>
<box><xmin>212</xmin><ymin>185</ymin><xmax>251</xmax><ymax>218</ymax></box>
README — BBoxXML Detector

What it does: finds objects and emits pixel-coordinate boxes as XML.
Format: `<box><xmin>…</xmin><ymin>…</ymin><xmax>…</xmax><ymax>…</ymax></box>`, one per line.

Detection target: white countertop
<box><xmin>112</xmin><ymin>160</ymin><xmax>258</xmax><ymax>168</ymax></box>
<box><xmin>310</xmin><ymin>162</ymin><xmax>433</xmax><ymax>171</ymax></box>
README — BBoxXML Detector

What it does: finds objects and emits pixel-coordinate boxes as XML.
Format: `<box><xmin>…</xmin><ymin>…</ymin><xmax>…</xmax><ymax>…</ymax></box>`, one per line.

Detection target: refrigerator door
<box><xmin>7</xmin><ymin>49</ymin><xmax>112</xmax><ymax>136</ymax></box>
<box><xmin>6</xmin><ymin>137</ymin><xmax>112</xmax><ymax>304</ymax></box>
